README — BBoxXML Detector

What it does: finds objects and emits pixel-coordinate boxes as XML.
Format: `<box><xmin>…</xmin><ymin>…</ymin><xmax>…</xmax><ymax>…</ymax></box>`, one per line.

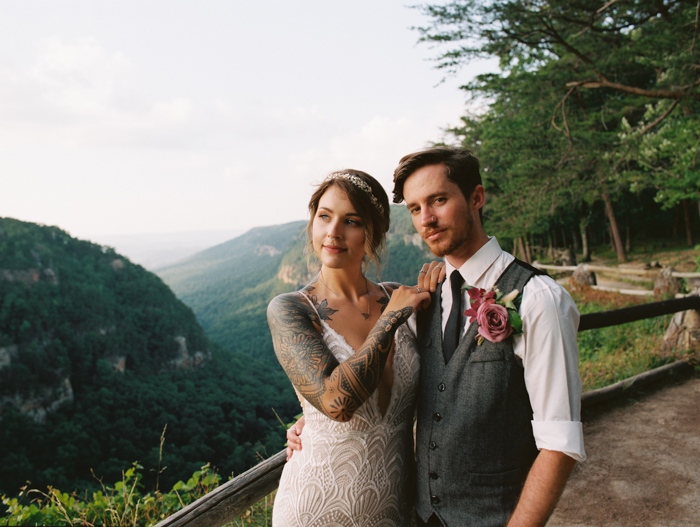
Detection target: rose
<box><xmin>476</xmin><ymin>302</ymin><xmax>513</xmax><ymax>343</ymax></box>
<box><xmin>464</xmin><ymin>287</ymin><xmax>496</xmax><ymax>322</ymax></box>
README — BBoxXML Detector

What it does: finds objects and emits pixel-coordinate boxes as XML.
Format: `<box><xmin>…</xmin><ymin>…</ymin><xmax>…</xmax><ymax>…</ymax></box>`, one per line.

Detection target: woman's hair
<box><xmin>306</xmin><ymin>169</ymin><xmax>391</xmax><ymax>270</ymax></box>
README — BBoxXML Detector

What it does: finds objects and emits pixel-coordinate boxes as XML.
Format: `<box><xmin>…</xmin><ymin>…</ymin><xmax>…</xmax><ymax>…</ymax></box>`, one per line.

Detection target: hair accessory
<box><xmin>329</xmin><ymin>172</ymin><xmax>385</xmax><ymax>215</ymax></box>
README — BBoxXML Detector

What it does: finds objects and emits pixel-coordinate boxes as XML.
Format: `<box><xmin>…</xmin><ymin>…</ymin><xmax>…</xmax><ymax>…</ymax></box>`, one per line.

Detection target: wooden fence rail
<box><xmin>532</xmin><ymin>262</ymin><xmax>700</xmax><ymax>280</ymax></box>
<box><xmin>155</xmin><ymin>295</ymin><xmax>700</xmax><ymax>527</ymax></box>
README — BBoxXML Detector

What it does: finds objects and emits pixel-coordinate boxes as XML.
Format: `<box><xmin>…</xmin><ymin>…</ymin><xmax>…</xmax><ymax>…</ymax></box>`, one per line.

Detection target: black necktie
<box><xmin>443</xmin><ymin>271</ymin><xmax>465</xmax><ymax>363</ymax></box>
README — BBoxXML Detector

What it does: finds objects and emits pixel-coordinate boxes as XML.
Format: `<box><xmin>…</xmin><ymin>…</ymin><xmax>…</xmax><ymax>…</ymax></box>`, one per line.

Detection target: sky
<box><xmin>0</xmin><ymin>1</ymin><xmax>495</xmax><ymax>244</ymax></box>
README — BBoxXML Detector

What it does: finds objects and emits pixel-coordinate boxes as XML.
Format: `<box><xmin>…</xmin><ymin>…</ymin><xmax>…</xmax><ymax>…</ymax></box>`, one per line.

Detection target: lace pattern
<box><xmin>273</xmin><ymin>298</ymin><xmax>420</xmax><ymax>527</ymax></box>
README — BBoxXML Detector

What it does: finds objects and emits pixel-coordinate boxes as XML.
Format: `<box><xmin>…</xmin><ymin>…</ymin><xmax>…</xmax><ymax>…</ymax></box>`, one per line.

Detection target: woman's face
<box><xmin>312</xmin><ymin>184</ymin><xmax>367</xmax><ymax>270</ymax></box>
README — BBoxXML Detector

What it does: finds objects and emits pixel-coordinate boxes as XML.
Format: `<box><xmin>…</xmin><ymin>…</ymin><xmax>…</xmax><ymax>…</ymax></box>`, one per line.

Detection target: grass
<box><xmin>571</xmin><ymin>287</ymin><xmax>693</xmax><ymax>391</ymax></box>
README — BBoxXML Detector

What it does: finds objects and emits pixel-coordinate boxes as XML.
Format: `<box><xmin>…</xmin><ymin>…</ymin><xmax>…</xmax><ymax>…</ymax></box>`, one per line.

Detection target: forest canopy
<box><xmin>414</xmin><ymin>0</ymin><xmax>700</xmax><ymax>262</ymax></box>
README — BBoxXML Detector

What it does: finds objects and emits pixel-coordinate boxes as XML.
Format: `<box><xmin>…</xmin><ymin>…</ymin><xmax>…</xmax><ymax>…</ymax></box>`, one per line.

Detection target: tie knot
<box><xmin>450</xmin><ymin>271</ymin><xmax>464</xmax><ymax>292</ymax></box>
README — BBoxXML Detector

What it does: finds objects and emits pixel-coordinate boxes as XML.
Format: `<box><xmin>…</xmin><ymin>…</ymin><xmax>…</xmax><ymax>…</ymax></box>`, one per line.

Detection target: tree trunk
<box><xmin>525</xmin><ymin>235</ymin><xmax>532</xmax><ymax>264</ymax></box>
<box><xmin>548</xmin><ymin>231</ymin><xmax>554</xmax><ymax>261</ymax></box>
<box><xmin>625</xmin><ymin>219</ymin><xmax>632</xmax><ymax>254</ymax></box>
<box><xmin>571</xmin><ymin>228</ymin><xmax>580</xmax><ymax>251</ymax></box>
<box><xmin>683</xmin><ymin>199</ymin><xmax>694</xmax><ymax>246</ymax></box>
<box><xmin>609</xmin><ymin>224</ymin><xmax>616</xmax><ymax>252</ymax></box>
<box><xmin>513</xmin><ymin>238</ymin><xmax>519</xmax><ymax>259</ymax></box>
<box><xmin>561</xmin><ymin>227</ymin><xmax>568</xmax><ymax>249</ymax></box>
<box><xmin>580</xmin><ymin>220</ymin><xmax>591</xmax><ymax>262</ymax></box>
<box><xmin>518</xmin><ymin>237</ymin><xmax>529</xmax><ymax>263</ymax></box>
<box><xmin>602</xmin><ymin>191</ymin><xmax>627</xmax><ymax>262</ymax></box>
<box><xmin>673</xmin><ymin>204</ymin><xmax>679</xmax><ymax>240</ymax></box>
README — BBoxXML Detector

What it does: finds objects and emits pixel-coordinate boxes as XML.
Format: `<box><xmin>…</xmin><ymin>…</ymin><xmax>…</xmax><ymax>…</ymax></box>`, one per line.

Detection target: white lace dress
<box><xmin>272</xmin><ymin>291</ymin><xmax>420</xmax><ymax>527</ymax></box>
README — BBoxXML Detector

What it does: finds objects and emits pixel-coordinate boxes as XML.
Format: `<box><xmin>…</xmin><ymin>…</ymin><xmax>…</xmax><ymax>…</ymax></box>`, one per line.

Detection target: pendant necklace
<box><xmin>319</xmin><ymin>271</ymin><xmax>371</xmax><ymax>320</ymax></box>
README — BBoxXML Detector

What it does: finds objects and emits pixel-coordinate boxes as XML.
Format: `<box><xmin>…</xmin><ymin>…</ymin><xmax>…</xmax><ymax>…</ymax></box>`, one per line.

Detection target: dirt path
<box><xmin>550</xmin><ymin>373</ymin><xmax>700</xmax><ymax>527</ymax></box>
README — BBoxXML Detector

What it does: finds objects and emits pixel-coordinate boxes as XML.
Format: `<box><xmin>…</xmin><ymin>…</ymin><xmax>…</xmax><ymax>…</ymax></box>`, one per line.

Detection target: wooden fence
<box><xmin>155</xmin><ymin>295</ymin><xmax>700</xmax><ymax>527</ymax></box>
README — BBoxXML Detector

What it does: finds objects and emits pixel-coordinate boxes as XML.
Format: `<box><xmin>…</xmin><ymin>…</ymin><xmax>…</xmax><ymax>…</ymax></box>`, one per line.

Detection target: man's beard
<box><xmin>424</xmin><ymin>225</ymin><xmax>470</xmax><ymax>258</ymax></box>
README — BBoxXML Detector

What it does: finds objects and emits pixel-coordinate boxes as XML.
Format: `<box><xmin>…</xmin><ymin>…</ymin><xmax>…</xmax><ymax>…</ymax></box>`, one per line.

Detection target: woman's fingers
<box><xmin>388</xmin><ymin>284</ymin><xmax>431</xmax><ymax>313</ymax></box>
<box><xmin>417</xmin><ymin>261</ymin><xmax>446</xmax><ymax>292</ymax></box>
<box><xmin>427</xmin><ymin>261</ymin><xmax>446</xmax><ymax>292</ymax></box>
<box><xmin>417</xmin><ymin>263</ymin><xmax>430</xmax><ymax>291</ymax></box>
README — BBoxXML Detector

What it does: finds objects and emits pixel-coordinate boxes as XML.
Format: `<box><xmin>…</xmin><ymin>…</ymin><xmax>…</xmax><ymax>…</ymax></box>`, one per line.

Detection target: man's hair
<box><xmin>392</xmin><ymin>146</ymin><xmax>482</xmax><ymax>205</ymax></box>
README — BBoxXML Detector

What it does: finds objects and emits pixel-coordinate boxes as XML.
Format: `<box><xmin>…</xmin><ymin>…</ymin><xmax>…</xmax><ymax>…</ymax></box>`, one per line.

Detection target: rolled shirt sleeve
<box><xmin>514</xmin><ymin>274</ymin><xmax>587</xmax><ymax>462</ymax></box>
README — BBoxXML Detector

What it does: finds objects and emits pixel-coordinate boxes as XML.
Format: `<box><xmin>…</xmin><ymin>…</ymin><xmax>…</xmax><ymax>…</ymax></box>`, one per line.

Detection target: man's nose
<box><xmin>420</xmin><ymin>208</ymin><xmax>434</xmax><ymax>226</ymax></box>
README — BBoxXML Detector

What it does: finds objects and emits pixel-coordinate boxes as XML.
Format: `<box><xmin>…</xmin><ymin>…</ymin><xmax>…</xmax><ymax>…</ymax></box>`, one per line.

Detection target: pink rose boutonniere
<box><xmin>463</xmin><ymin>286</ymin><xmax>523</xmax><ymax>345</ymax></box>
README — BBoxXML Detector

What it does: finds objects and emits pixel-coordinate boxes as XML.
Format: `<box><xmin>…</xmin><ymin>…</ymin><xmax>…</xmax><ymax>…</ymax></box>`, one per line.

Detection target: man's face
<box><xmin>402</xmin><ymin>163</ymin><xmax>482</xmax><ymax>265</ymax></box>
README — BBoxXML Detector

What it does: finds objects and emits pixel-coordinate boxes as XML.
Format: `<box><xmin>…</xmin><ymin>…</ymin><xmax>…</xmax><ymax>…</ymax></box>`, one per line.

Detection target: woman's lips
<box><xmin>323</xmin><ymin>245</ymin><xmax>346</xmax><ymax>253</ymax></box>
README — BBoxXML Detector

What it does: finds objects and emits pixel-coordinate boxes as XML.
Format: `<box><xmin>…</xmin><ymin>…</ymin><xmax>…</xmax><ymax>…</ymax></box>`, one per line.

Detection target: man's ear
<box><xmin>471</xmin><ymin>185</ymin><xmax>486</xmax><ymax>210</ymax></box>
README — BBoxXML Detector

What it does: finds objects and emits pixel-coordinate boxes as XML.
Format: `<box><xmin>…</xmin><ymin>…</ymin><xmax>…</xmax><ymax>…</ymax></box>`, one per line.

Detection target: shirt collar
<box><xmin>445</xmin><ymin>236</ymin><xmax>502</xmax><ymax>287</ymax></box>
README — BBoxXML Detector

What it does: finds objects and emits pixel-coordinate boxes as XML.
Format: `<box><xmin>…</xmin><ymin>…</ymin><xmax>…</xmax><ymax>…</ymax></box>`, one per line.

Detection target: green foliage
<box><xmin>1</xmin><ymin>462</ymin><xmax>222</xmax><ymax>527</ymax></box>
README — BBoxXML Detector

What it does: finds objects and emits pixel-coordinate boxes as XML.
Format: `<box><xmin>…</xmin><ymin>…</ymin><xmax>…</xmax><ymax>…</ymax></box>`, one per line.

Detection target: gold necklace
<box><xmin>319</xmin><ymin>271</ymin><xmax>371</xmax><ymax>320</ymax></box>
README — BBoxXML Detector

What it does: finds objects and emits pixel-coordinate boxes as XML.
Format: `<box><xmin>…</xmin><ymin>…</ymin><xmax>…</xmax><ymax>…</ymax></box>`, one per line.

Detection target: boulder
<box><xmin>654</xmin><ymin>267</ymin><xmax>683</xmax><ymax>297</ymax></box>
<box><xmin>569</xmin><ymin>265</ymin><xmax>597</xmax><ymax>291</ymax></box>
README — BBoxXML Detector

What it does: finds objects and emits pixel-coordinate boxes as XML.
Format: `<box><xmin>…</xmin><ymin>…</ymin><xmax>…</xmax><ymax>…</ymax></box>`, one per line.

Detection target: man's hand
<box><xmin>507</xmin><ymin>449</ymin><xmax>576</xmax><ymax>527</ymax></box>
<box><xmin>286</xmin><ymin>415</ymin><xmax>305</xmax><ymax>461</ymax></box>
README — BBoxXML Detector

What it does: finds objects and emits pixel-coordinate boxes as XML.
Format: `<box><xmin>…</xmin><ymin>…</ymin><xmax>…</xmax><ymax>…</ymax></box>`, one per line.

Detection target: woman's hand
<box><xmin>384</xmin><ymin>284</ymin><xmax>432</xmax><ymax>315</ymax></box>
<box><xmin>417</xmin><ymin>261</ymin><xmax>446</xmax><ymax>293</ymax></box>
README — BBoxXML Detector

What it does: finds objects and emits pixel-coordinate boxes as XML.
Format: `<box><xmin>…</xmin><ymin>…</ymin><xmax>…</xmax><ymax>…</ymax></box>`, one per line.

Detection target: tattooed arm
<box><xmin>267</xmin><ymin>285</ymin><xmax>428</xmax><ymax>422</ymax></box>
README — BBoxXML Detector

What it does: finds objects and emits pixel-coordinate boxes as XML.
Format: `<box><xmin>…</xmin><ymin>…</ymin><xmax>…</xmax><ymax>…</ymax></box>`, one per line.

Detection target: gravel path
<box><xmin>550</xmin><ymin>373</ymin><xmax>700</xmax><ymax>527</ymax></box>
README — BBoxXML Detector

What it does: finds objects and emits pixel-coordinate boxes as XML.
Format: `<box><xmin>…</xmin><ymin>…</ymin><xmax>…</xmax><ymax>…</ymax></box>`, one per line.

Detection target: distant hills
<box><xmin>156</xmin><ymin>205</ymin><xmax>434</xmax><ymax>360</ymax></box>
<box><xmin>88</xmin><ymin>229</ymin><xmax>243</xmax><ymax>270</ymax></box>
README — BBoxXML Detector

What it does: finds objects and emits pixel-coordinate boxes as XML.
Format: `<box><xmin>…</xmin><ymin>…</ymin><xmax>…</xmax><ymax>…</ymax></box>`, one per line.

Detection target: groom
<box><xmin>397</xmin><ymin>146</ymin><xmax>585</xmax><ymax>527</ymax></box>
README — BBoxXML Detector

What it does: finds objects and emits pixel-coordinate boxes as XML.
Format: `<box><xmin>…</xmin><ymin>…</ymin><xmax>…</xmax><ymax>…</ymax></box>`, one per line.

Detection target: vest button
<box><xmin>438</xmin><ymin>382</ymin><xmax>446</xmax><ymax>391</ymax></box>
<box><xmin>434</xmin><ymin>412</ymin><xmax>442</xmax><ymax>421</ymax></box>
<box><xmin>429</xmin><ymin>471</ymin><xmax>439</xmax><ymax>479</ymax></box>
<box><xmin>431</xmin><ymin>495</ymin><xmax>441</xmax><ymax>504</ymax></box>
<box><xmin>429</xmin><ymin>441</ymin><xmax>437</xmax><ymax>450</ymax></box>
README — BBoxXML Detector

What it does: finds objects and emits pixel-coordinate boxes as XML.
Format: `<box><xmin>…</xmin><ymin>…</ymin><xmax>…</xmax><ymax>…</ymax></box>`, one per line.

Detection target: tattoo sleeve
<box><xmin>267</xmin><ymin>293</ymin><xmax>412</xmax><ymax>422</ymax></box>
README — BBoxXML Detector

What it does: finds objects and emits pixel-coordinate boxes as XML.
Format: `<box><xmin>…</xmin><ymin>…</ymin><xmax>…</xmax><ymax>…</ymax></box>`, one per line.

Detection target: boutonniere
<box><xmin>463</xmin><ymin>286</ymin><xmax>523</xmax><ymax>345</ymax></box>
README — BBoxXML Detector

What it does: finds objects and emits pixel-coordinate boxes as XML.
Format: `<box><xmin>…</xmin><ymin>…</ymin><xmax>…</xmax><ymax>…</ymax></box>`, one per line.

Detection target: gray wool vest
<box><xmin>414</xmin><ymin>259</ymin><xmax>543</xmax><ymax>527</ymax></box>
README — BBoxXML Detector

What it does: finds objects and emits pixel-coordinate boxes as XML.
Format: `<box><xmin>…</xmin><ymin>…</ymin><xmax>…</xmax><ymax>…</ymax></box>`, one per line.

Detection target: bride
<box><xmin>267</xmin><ymin>170</ymin><xmax>442</xmax><ymax>527</ymax></box>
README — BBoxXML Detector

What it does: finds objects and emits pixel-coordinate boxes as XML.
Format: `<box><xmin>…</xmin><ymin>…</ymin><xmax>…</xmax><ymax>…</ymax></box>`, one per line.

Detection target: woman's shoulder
<box><xmin>267</xmin><ymin>291</ymin><xmax>309</xmax><ymax>315</ymax></box>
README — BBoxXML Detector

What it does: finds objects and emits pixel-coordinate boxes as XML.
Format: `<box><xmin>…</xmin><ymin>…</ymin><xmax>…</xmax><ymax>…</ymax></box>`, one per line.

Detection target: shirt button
<box><xmin>438</xmin><ymin>382</ymin><xmax>446</xmax><ymax>391</ymax></box>
<box><xmin>431</xmin><ymin>495</ymin><xmax>441</xmax><ymax>504</ymax></box>
<box><xmin>429</xmin><ymin>441</ymin><xmax>437</xmax><ymax>450</ymax></box>
<box><xmin>434</xmin><ymin>412</ymin><xmax>442</xmax><ymax>421</ymax></box>
<box><xmin>429</xmin><ymin>471</ymin><xmax>439</xmax><ymax>479</ymax></box>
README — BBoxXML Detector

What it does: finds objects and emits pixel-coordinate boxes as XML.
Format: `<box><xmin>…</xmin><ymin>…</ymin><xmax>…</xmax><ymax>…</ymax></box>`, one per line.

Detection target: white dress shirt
<box><xmin>410</xmin><ymin>237</ymin><xmax>586</xmax><ymax>461</ymax></box>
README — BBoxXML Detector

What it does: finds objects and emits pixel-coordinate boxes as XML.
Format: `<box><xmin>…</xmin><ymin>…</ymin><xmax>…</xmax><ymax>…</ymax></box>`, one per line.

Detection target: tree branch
<box><xmin>566</xmin><ymin>79</ymin><xmax>700</xmax><ymax>101</ymax></box>
<box><xmin>551</xmin><ymin>87</ymin><xmax>576</xmax><ymax>168</ymax></box>
<box><xmin>640</xmin><ymin>99</ymin><xmax>680</xmax><ymax>136</ymax></box>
